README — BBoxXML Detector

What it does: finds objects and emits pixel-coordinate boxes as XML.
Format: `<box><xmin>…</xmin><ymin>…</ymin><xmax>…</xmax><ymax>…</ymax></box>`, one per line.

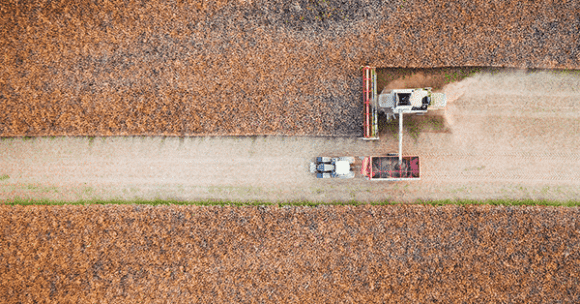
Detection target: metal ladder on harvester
<box><xmin>362</xmin><ymin>66</ymin><xmax>379</xmax><ymax>140</ymax></box>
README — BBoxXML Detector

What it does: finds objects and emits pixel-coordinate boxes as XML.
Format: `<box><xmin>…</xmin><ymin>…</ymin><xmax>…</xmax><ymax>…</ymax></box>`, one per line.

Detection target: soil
<box><xmin>1</xmin><ymin>0</ymin><xmax>580</xmax><ymax>137</ymax></box>
<box><xmin>1</xmin><ymin>71</ymin><xmax>579</xmax><ymax>203</ymax></box>
<box><xmin>1</xmin><ymin>204</ymin><xmax>579</xmax><ymax>303</ymax></box>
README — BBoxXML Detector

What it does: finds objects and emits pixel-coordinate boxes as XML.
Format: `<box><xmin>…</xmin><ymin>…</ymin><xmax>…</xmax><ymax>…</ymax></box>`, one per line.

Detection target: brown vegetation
<box><xmin>1</xmin><ymin>0</ymin><xmax>579</xmax><ymax>136</ymax></box>
<box><xmin>1</xmin><ymin>204</ymin><xmax>579</xmax><ymax>302</ymax></box>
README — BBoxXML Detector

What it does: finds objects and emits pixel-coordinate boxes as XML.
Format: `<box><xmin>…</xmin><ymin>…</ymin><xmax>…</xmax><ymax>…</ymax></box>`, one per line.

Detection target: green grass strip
<box><xmin>1</xmin><ymin>198</ymin><xmax>579</xmax><ymax>207</ymax></box>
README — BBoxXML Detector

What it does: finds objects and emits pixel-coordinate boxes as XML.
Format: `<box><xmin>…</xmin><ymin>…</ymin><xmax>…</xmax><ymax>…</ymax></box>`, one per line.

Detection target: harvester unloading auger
<box><xmin>310</xmin><ymin>66</ymin><xmax>447</xmax><ymax>180</ymax></box>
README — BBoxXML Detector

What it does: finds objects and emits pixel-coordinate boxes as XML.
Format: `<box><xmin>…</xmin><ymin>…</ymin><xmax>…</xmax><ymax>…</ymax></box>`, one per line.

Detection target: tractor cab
<box><xmin>310</xmin><ymin>157</ymin><xmax>355</xmax><ymax>179</ymax></box>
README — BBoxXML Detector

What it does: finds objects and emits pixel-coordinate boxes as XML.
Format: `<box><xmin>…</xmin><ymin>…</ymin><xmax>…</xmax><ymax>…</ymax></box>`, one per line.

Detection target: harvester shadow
<box><xmin>377</xmin><ymin>111</ymin><xmax>451</xmax><ymax>141</ymax></box>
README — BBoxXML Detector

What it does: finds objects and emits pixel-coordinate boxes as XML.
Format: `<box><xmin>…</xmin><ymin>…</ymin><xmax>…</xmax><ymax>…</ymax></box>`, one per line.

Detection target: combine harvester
<box><xmin>310</xmin><ymin>66</ymin><xmax>446</xmax><ymax>180</ymax></box>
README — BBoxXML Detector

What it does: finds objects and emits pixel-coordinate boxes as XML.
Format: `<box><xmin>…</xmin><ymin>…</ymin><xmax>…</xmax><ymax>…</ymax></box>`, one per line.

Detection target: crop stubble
<box><xmin>1</xmin><ymin>0</ymin><xmax>579</xmax><ymax>136</ymax></box>
<box><xmin>0</xmin><ymin>204</ymin><xmax>579</xmax><ymax>303</ymax></box>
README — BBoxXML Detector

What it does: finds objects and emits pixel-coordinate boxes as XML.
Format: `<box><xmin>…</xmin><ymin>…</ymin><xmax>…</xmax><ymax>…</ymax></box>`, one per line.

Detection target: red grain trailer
<box><xmin>360</xmin><ymin>155</ymin><xmax>420</xmax><ymax>181</ymax></box>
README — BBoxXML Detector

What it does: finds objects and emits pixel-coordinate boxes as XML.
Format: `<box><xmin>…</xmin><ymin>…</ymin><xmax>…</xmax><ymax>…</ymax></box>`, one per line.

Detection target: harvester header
<box><xmin>362</xmin><ymin>66</ymin><xmax>379</xmax><ymax>139</ymax></box>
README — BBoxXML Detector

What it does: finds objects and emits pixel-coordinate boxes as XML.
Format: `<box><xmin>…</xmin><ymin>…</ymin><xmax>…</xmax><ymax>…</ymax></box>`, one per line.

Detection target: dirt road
<box><xmin>1</xmin><ymin>71</ymin><xmax>579</xmax><ymax>203</ymax></box>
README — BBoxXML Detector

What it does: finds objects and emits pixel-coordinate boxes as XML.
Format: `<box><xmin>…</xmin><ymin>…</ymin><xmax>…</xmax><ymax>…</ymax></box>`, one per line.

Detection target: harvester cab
<box><xmin>379</xmin><ymin>87</ymin><xmax>447</xmax><ymax>119</ymax></box>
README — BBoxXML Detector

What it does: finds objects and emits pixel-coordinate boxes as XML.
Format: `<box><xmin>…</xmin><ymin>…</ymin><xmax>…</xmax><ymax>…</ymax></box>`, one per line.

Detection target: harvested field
<box><xmin>1</xmin><ymin>204</ymin><xmax>579</xmax><ymax>303</ymax></box>
<box><xmin>2</xmin><ymin>0</ymin><xmax>580</xmax><ymax>136</ymax></box>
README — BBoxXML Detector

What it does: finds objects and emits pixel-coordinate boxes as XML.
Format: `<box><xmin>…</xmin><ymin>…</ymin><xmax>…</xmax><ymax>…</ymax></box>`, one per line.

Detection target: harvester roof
<box><xmin>410</xmin><ymin>89</ymin><xmax>429</xmax><ymax>107</ymax></box>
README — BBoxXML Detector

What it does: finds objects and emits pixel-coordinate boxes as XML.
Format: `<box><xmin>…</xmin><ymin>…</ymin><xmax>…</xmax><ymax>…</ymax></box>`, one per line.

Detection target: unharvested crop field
<box><xmin>1</xmin><ymin>204</ymin><xmax>579</xmax><ymax>303</ymax></box>
<box><xmin>2</xmin><ymin>0</ymin><xmax>580</xmax><ymax>136</ymax></box>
